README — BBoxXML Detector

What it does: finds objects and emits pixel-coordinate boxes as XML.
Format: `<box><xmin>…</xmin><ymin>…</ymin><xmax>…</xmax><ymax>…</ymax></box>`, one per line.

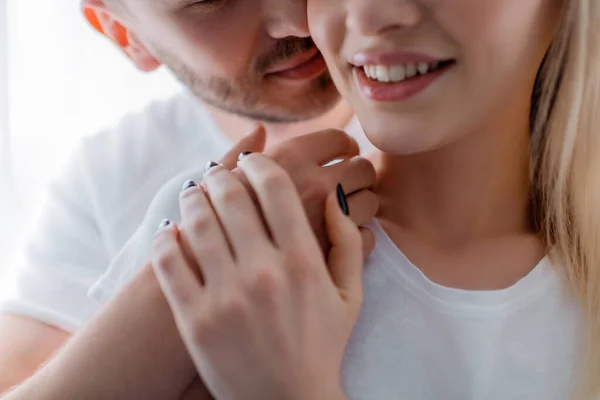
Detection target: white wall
<box><xmin>0</xmin><ymin>1</ymin><xmax>182</xmax><ymax>295</ymax></box>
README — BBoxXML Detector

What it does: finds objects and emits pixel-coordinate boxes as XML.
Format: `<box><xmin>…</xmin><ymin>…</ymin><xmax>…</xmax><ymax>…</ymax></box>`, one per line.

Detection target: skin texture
<box><xmin>84</xmin><ymin>0</ymin><xmax>341</xmax><ymax>123</ymax></box>
<box><xmin>0</xmin><ymin>315</ymin><xmax>69</xmax><ymax>394</ymax></box>
<box><xmin>2</xmin><ymin>129</ymin><xmax>377</xmax><ymax>400</ymax></box>
<box><xmin>148</xmin><ymin>1</ymin><xmax>563</xmax><ymax>396</ymax></box>
<box><xmin>0</xmin><ymin>0</ymin><xmax>362</xmax><ymax>396</ymax></box>
<box><xmin>307</xmin><ymin>0</ymin><xmax>561</xmax><ymax>289</ymax></box>
<box><xmin>151</xmin><ymin>152</ymin><xmax>366</xmax><ymax>400</ymax></box>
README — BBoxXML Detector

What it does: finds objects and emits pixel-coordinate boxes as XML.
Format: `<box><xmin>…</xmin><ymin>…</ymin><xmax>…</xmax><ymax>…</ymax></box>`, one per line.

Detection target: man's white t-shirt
<box><xmin>0</xmin><ymin>89</ymin><xmax>370</xmax><ymax>331</ymax></box>
<box><xmin>0</xmin><ymin>88</ymin><xmax>583</xmax><ymax>398</ymax></box>
<box><xmin>0</xmin><ymin>90</ymin><xmax>232</xmax><ymax>330</ymax></box>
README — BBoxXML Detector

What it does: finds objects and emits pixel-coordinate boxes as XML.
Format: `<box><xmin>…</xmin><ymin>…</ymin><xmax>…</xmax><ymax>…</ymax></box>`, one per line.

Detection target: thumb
<box><xmin>325</xmin><ymin>184</ymin><xmax>365</xmax><ymax>305</ymax></box>
<box><xmin>219</xmin><ymin>125</ymin><xmax>267</xmax><ymax>170</ymax></box>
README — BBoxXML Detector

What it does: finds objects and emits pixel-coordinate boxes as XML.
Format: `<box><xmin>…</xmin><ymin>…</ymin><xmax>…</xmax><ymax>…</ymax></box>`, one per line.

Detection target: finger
<box><xmin>179</xmin><ymin>183</ymin><xmax>235</xmax><ymax>286</ymax></box>
<box><xmin>203</xmin><ymin>165</ymin><xmax>271</xmax><ymax>259</ymax></box>
<box><xmin>324</xmin><ymin>186</ymin><xmax>364</xmax><ymax>304</ymax></box>
<box><xmin>151</xmin><ymin>223</ymin><xmax>203</xmax><ymax>315</ymax></box>
<box><xmin>219</xmin><ymin>125</ymin><xmax>266</xmax><ymax>170</ymax></box>
<box><xmin>360</xmin><ymin>226</ymin><xmax>376</xmax><ymax>261</ymax></box>
<box><xmin>273</xmin><ymin>129</ymin><xmax>360</xmax><ymax>167</ymax></box>
<box><xmin>346</xmin><ymin>189</ymin><xmax>379</xmax><ymax>226</ymax></box>
<box><xmin>237</xmin><ymin>153</ymin><xmax>318</xmax><ymax>251</ymax></box>
<box><xmin>327</xmin><ymin>156</ymin><xmax>376</xmax><ymax>194</ymax></box>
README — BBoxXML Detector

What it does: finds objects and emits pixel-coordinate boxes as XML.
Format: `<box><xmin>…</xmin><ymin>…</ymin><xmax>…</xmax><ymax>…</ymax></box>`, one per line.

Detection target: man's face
<box><xmin>120</xmin><ymin>0</ymin><xmax>341</xmax><ymax>123</ymax></box>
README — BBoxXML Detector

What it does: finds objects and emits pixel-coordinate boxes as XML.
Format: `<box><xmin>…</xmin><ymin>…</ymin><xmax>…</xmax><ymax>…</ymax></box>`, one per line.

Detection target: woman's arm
<box><xmin>4</xmin><ymin>129</ymin><xmax>376</xmax><ymax>400</ymax></box>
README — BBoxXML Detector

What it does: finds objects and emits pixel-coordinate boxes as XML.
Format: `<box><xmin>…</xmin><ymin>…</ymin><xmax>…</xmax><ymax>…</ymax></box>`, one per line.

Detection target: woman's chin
<box><xmin>364</xmin><ymin>125</ymin><xmax>444</xmax><ymax>156</ymax></box>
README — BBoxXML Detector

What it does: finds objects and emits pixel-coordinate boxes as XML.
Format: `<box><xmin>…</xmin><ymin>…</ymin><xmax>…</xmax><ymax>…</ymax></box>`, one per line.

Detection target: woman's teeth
<box><xmin>362</xmin><ymin>61</ymin><xmax>441</xmax><ymax>83</ymax></box>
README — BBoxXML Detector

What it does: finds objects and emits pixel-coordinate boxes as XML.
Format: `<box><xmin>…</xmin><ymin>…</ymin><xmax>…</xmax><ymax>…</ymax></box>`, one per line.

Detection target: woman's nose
<box><xmin>345</xmin><ymin>0</ymin><xmax>423</xmax><ymax>37</ymax></box>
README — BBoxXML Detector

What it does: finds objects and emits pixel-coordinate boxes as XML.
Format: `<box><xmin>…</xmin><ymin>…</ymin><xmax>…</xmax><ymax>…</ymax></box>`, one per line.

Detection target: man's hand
<box><xmin>221</xmin><ymin>125</ymin><xmax>378</xmax><ymax>256</ymax></box>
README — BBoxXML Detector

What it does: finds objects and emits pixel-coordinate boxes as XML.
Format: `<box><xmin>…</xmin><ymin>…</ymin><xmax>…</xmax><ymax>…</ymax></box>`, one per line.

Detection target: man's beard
<box><xmin>153</xmin><ymin>37</ymin><xmax>339</xmax><ymax>123</ymax></box>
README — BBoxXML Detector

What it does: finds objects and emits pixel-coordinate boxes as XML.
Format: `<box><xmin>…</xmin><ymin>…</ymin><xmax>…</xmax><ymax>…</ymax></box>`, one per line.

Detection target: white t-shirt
<box><xmin>0</xmin><ymin>91</ymin><xmax>230</xmax><ymax>331</ymax></box>
<box><xmin>340</xmin><ymin>221</ymin><xmax>581</xmax><ymax>400</ymax></box>
<box><xmin>0</xmin><ymin>89</ymin><xmax>370</xmax><ymax>332</ymax></box>
<box><xmin>90</xmin><ymin>208</ymin><xmax>583</xmax><ymax>400</ymax></box>
<box><xmin>1</xmin><ymin>86</ymin><xmax>582</xmax><ymax>397</ymax></box>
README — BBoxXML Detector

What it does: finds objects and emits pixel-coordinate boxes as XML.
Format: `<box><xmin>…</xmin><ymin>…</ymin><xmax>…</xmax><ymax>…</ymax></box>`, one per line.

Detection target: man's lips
<box><xmin>266</xmin><ymin>47</ymin><xmax>321</xmax><ymax>74</ymax></box>
<box><xmin>265</xmin><ymin>47</ymin><xmax>325</xmax><ymax>78</ymax></box>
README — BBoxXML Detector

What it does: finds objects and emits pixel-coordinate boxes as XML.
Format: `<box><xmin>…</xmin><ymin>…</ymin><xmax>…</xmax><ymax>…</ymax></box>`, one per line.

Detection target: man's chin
<box><xmin>184</xmin><ymin>69</ymin><xmax>340</xmax><ymax>123</ymax></box>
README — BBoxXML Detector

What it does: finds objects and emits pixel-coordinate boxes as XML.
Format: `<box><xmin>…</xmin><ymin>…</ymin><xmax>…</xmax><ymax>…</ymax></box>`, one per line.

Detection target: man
<box><xmin>0</xmin><ymin>0</ymin><xmax>374</xmax><ymax>397</ymax></box>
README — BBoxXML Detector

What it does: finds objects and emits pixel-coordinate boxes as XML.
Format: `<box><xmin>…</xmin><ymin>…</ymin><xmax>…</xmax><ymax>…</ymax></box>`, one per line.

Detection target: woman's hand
<box><xmin>151</xmin><ymin>153</ymin><xmax>366</xmax><ymax>400</ymax></box>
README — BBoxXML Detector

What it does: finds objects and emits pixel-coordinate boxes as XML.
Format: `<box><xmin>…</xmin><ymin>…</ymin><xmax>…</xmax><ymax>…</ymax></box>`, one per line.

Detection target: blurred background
<box><xmin>0</xmin><ymin>1</ymin><xmax>182</xmax><ymax>296</ymax></box>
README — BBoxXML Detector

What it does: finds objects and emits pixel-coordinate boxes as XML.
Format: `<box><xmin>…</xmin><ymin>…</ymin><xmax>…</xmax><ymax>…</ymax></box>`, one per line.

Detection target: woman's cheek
<box><xmin>308</xmin><ymin>1</ymin><xmax>345</xmax><ymax>54</ymax></box>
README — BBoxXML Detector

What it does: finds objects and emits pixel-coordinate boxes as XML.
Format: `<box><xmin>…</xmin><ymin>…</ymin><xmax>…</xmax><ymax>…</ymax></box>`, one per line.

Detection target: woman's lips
<box><xmin>354</xmin><ymin>61</ymin><xmax>454</xmax><ymax>102</ymax></box>
<box><xmin>266</xmin><ymin>48</ymin><xmax>328</xmax><ymax>81</ymax></box>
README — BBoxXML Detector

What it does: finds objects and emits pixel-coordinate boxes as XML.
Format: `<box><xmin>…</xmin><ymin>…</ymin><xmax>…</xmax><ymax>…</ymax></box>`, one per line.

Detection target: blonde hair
<box><xmin>531</xmin><ymin>0</ymin><xmax>600</xmax><ymax>398</ymax></box>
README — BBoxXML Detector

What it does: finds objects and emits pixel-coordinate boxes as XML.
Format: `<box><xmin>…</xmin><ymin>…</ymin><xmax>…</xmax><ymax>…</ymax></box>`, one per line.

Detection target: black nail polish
<box><xmin>158</xmin><ymin>219</ymin><xmax>171</xmax><ymax>230</ymax></box>
<box><xmin>238</xmin><ymin>151</ymin><xmax>252</xmax><ymax>161</ymax></box>
<box><xmin>336</xmin><ymin>184</ymin><xmax>349</xmax><ymax>216</ymax></box>
<box><xmin>205</xmin><ymin>161</ymin><xmax>220</xmax><ymax>173</ymax></box>
<box><xmin>181</xmin><ymin>180</ymin><xmax>197</xmax><ymax>192</ymax></box>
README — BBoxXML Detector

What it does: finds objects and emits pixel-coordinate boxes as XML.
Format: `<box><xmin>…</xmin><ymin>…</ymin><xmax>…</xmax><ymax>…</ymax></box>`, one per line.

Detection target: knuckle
<box><xmin>324</xmin><ymin>128</ymin><xmax>347</xmax><ymax>140</ymax></box>
<box><xmin>259</xmin><ymin>171</ymin><xmax>291</xmax><ymax>192</ymax></box>
<box><xmin>357</xmin><ymin>159</ymin><xmax>377</xmax><ymax>185</ymax></box>
<box><xmin>367</xmin><ymin>193</ymin><xmax>380</xmax><ymax>215</ymax></box>
<box><xmin>187</xmin><ymin>212</ymin><xmax>214</xmax><ymax>235</ymax></box>
<box><xmin>288</xmin><ymin>260</ymin><xmax>318</xmax><ymax>285</ymax></box>
<box><xmin>301</xmin><ymin>180</ymin><xmax>330</xmax><ymax>203</ymax></box>
<box><xmin>217</xmin><ymin>185</ymin><xmax>247</xmax><ymax>205</ymax></box>
<box><xmin>284</xmin><ymin>247</ymin><xmax>320</xmax><ymax>278</ymax></box>
<box><xmin>220</xmin><ymin>291</ymin><xmax>247</xmax><ymax>317</ymax></box>
<box><xmin>248</xmin><ymin>266</ymin><xmax>284</xmax><ymax>298</ymax></box>
<box><xmin>169</xmin><ymin>280</ymin><xmax>196</xmax><ymax>306</ymax></box>
<box><xmin>361</xmin><ymin>190</ymin><xmax>380</xmax><ymax>214</ymax></box>
<box><xmin>329</xmin><ymin>129</ymin><xmax>352</xmax><ymax>149</ymax></box>
<box><xmin>152</xmin><ymin>244</ymin><xmax>178</xmax><ymax>272</ymax></box>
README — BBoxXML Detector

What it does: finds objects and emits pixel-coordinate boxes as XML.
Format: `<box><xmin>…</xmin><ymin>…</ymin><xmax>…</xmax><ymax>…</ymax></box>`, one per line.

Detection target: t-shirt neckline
<box><xmin>369</xmin><ymin>219</ymin><xmax>562</xmax><ymax>315</ymax></box>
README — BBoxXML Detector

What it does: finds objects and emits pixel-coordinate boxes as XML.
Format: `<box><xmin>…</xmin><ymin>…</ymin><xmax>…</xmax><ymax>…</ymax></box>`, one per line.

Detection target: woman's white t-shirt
<box><xmin>0</xmin><ymin>87</ymin><xmax>582</xmax><ymax>398</ymax></box>
<box><xmin>92</xmin><ymin>212</ymin><xmax>582</xmax><ymax>400</ymax></box>
<box><xmin>340</xmin><ymin>221</ymin><xmax>581</xmax><ymax>400</ymax></box>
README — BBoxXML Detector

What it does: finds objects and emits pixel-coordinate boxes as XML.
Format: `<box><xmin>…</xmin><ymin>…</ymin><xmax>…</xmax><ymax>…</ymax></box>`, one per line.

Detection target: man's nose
<box><xmin>265</xmin><ymin>0</ymin><xmax>310</xmax><ymax>39</ymax></box>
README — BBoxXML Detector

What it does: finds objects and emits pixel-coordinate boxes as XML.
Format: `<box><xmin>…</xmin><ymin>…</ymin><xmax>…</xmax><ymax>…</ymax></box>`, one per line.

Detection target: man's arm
<box><xmin>4</xmin><ymin>129</ymin><xmax>375</xmax><ymax>400</ymax></box>
<box><xmin>0</xmin><ymin>315</ymin><xmax>70</xmax><ymax>394</ymax></box>
<box><xmin>1</xmin><ymin>129</ymin><xmax>268</xmax><ymax>399</ymax></box>
<box><xmin>5</xmin><ymin>263</ymin><xmax>209</xmax><ymax>400</ymax></box>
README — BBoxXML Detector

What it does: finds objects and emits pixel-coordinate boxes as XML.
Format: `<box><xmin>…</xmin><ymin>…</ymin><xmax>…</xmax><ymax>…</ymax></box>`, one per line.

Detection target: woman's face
<box><xmin>308</xmin><ymin>0</ymin><xmax>562</xmax><ymax>154</ymax></box>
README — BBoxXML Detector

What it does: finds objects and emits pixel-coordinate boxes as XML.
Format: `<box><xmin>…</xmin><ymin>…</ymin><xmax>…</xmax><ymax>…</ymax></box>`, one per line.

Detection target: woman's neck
<box><xmin>375</xmin><ymin>119</ymin><xmax>533</xmax><ymax>246</ymax></box>
<box><xmin>371</xmin><ymin>114</ymin><xmax>546</xmax><ymax>290</ymax></box>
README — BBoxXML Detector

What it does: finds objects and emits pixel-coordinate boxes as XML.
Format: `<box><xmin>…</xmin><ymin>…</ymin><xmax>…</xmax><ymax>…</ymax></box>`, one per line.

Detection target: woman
<box><xmin>151</xmin><ymin>0</ymin><xmax>600</xmax><ymax>399</ymax></box>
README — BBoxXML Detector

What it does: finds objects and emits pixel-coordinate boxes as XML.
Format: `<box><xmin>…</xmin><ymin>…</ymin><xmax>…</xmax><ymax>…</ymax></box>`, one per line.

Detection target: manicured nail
<box><xmin>205</xmin><ymin>161</ymin><xmax>220</xmax><ymax>173</ymax></box>
<box><xmin>336</xmin><ymin>184</ymin><xmax>349</xmax><ymax>216</ymax></box>
<box><xmin>238</xmin><ymin>151</ymin><xmax>252</xmax><ymax>161</ymax></box>
<box><xmin>157</xmin><ymin>218</ymin><xmax>171</xmax><ymax>230</ymax></box>
<box><xmin>181</xmin><ymin>180</ymin><xmax>197</xmax><ymax>192</ymax></box>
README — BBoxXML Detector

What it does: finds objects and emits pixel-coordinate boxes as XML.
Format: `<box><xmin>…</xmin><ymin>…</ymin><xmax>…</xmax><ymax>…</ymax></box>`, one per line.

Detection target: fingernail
<box><xmin>238</xmin><ymin>151</ymin><xmax>252</xmax><ymax>162</ymax></box>
<box><xmin>181</xmin><ymin>180</ymin><xmax>197</xmax><ymax>192</ymax></box>
<box><xmin>336</xmin><ymin>184</ymin><xmax>349</xmax><ymax>216</ymax></box>
<box><xmin>205</xmin><ymin>161</ymin><xmax>221</xmax><ymax>173</ymax></box>
<box><xmin>157</xmin><ymin>218</ymin><xmax>171</xmax><ymax>230</ymax></box>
